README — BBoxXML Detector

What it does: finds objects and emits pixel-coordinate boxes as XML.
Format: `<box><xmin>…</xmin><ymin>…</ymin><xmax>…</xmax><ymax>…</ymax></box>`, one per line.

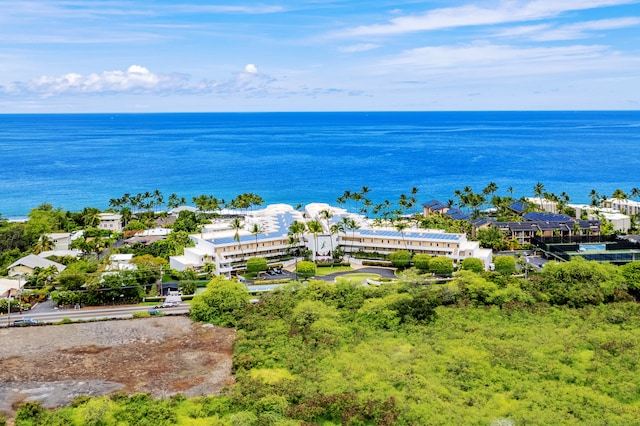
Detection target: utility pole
<box><xmin>6</xmin><ymin>289</ymin><xmax>11</xmax><ymax>327</ymax></box>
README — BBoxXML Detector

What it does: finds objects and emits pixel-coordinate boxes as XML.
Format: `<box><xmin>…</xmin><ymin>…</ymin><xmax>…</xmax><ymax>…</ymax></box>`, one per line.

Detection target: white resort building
<box><xmin>169</xmin><ymin>203</ymin><xmax>493</xmax><ymax>276</ymax></box>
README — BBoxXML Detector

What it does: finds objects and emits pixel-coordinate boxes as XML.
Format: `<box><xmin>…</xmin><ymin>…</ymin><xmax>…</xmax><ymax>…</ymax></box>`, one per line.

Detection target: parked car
<box><xmin>13</xmin><ymin>318</ymin><xmax>40</xmax><ymax>326</ymax></box>
<box><xmin>154</xmin><ymin>301</ymin><xmax>179</xmax><ymax>308</ymax></box>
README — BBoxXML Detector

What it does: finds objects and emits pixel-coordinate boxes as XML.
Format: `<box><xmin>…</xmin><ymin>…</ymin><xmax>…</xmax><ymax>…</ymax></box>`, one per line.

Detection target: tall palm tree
<box><xmin>589</xmin><ymin>189</ymin><xmax>600</xmax><ymax>207</ymax></box>
<box><xmin>319</xmin><ymin>209</ymin><xmax>334</xmax><ymax>258</ymax></box>
<box><xmin>533</xmin><ymin>182</ymin><xmax>545</xmax><ymax>199</ymax></box>
<box><xmin>630</xmin><ymin>187</ymin><xmax>640</xmax><ymax>202</ymax></box>
<box><xmin>230</xmin><ymin>217</ymin><xmax>244</xmax><ymax>260</ymax></box>
<box><xmin>329</xmin><ymin>222</ymin><xmax>343</xmax><ymax>260</ymax></box>
<box><xmin>288</xmin><ymin>220</ymin><xmax>307</xmax><ymax>257</ymax></box>
<box><xmin>250</xmin><ymin>223</ymin><xmax>264</xmax><ymax>256</ymax></box>
<box><xmin>152</xmin><ymin>189</ymin><xmax>164</xmax><ymax>212</ymax></box>
<box><xmin>341</xmin><ymin>217</ymin><xmax>360</xmax><ymax>258</ymax></box>
<box><xmin>395</xmin><ymin>221</ymin><xmax>409</xmax><ymax>250</ymax></box>
<box><xmin>120</xmin><ymin>206</ymin><xmax>132</xmax><ymax>228</ymax></box>
<box><xmin>307</xmin><ymin>220</ymin><xmax>323</xmax><ymax>259</ymax></box>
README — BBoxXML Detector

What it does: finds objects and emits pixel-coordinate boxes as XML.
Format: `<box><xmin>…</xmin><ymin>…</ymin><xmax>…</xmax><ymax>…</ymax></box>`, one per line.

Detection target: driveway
<box><xmin>314</xmin><ymin>266</ymin><xmax>397</xmax><ymax>282</ymax></box>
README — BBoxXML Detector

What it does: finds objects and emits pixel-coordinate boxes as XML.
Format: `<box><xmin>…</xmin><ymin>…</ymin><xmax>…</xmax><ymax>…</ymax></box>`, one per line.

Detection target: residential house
<box><xmin>7</xmin><ymin>254</ymin><xmax>66</xmax><ymax>277</ymax></box>
<box><xmin>98</xmin><ymin>213</ymin><xmax>123</xmax><ymax>233</ymax></box>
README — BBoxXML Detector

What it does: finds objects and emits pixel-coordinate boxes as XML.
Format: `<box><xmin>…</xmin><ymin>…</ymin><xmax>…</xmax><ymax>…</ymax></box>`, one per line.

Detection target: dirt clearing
<box><xmin>0</xmin><ymin>316</ymin><xmax>235</xmax><ymax>417</ymax></box>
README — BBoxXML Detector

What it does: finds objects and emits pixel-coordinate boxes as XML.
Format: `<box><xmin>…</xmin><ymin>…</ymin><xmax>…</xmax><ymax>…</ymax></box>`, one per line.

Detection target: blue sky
<box><xmin>1</xmin><ymin>0</ymin><xmax>639</xmax><ymax>112</ymax></box>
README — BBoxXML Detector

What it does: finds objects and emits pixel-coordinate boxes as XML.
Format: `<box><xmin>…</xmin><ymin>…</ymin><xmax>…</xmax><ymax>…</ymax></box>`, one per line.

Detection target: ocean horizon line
<box><xmin>1</xmin><ymin>109</ymin><xmax>639</xmax><ymax>116</ymax></box>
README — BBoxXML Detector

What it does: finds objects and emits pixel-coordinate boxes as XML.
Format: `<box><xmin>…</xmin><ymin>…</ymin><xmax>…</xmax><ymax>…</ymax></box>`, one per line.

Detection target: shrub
<box><xmin>296</xmin><ymin>260</ymin><xmax>317</xmax><ymax>279</ymax></box>
<box><xmin>388</xmin><ymin>250</ymin><xmax>412</xmax><ymax>268</ymax></box>
<box><xmin>493</xmin><ymin>256</ymin><xmax>516</xmax><ymax>275</ymax></box>
<box><xmin>429</xmin><ymin>256</ymin><xmax>454</xmax><ymax>275</ymax></box>
<box><xmin>361</xmin><ymin>260</ymin><xmax>392</xmax><ymax>267</ymax></box>
<box><xmin>412</xmin><ymin>253</ymin><xmax>431</xmax><ymax>271</ymax></box>
<box><xmin>190</xmin><ymin>276</ymin><xmax>250</xmax><ymax>326</ymax></box>
<box><xmin>178</xmin><ymin>280</ymin><xmax>197</xmax><ymax>295</ymax></box>
<box><xmin>461</xmin><ymin>257</ymin><xmax>484</xmax><ymax>273</ymax></box>
<box><xmin>246</xmin><ymin>257</ymin><xmax>268</xmax><ymax>274</ymax></box>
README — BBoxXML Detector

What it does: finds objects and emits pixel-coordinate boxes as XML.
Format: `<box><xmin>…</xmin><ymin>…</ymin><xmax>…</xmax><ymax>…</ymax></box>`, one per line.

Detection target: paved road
<box><xmin>1</xmin><ymin>304</ymin><xmax>189</xmax><ymax>327</ymax></box>
<box><xmin>314</xmin><ymin>266</ymin><xmax>397</xmax><ymax>282</ymax></box>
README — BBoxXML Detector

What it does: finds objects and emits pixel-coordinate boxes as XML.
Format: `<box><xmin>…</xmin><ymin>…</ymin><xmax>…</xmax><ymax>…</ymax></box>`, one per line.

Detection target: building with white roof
<box><xmin>170</xmin><ymin>203</ymin><xmax>493</xmax><ymax>275</ymax></box>
<box><xmin>604</xmin><ymin>198</ymin><xmax>640</xmax><ymax>217</ymax></box>
<box><xmin>107</xmin><ymin>254</ymin><xmax>137</xmax><ymax>271</ymax></box>
<box><xmin>98</xmin><ymin>213</ymin><xmax>123</xmax><ymax>233</ymax></box>
<box><xmin>570</xmin><ymin>204</ymin><xmax>631</xmax><ymax>232</ymax></box>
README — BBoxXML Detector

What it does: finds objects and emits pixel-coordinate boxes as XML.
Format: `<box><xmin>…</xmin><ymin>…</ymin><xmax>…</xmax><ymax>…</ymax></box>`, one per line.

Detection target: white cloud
<box><xmin>337</xmin><ymin>43</ymin><xmax>380</xmax><ymax>53</ymax></box>
<box><xmin>0</xmin><ymin>65</ymin><xmax>280</xmax><ymax>98</ymax></box>
<box><xmin>334</xmin><ymin>0</ymin><xmax>640</xmax><ymax>37</ymax></box>
<box><xmin>376</xmin><ymin>42</ymin><xmax>632</xmax><ymax>78</ymax></box>
<box><xmin>2</xmin><ymin>65</ymin><xmax>188</xmax><ymax>97</ymax></box>
<box><xmin>169</xmin><ymin>5</ymin><xmax>286</xmax><ymax>14</ymax></box>
<box><xmin>529</xmin><ymin>17</ymin><xmax>640</xmax><ymax>41</ymax></box>
<box><xmin>244</xmin><ymin>64</ymin><xmax>258</xmax><ymax>74</ymax></box>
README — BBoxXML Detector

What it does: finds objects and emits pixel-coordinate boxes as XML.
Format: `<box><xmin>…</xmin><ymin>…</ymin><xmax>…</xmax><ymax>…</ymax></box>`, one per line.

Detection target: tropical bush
<box><xmin>460</xmin><ymin>257</ymin><xmax>484</xmax><ymax>273</ymax></box>
<box><xmin>412</xmin><ymin>253</ymin><xmax>431</xmax><ymax>270</ymax></box>
<box><xmin>246</xmin><ymin>257</ymin><xmax>267</xmax><ymax>274</ymax></box>
<box><xmin>428</xmin><ymin>255</ymin><xmax>454</xmax><ymax>275</ymax></box>
<box><xmin>388</xmin><ymin>250</ymin><xmax>411</xmax><ymax>268</ymax></box>
<box><xmin>295</xmin><ymin>260</ymin><xmax>316</xmax><ymax>279</ymax></box>
<box><xmin>189</xmin><ymin>277</ymin><xmax>250</xmax><ymax>326</ymax></box>
<box><xmin>493</xmin><ymin>255</ymin><xmax>516</xmax><ymax>275</ymax></box>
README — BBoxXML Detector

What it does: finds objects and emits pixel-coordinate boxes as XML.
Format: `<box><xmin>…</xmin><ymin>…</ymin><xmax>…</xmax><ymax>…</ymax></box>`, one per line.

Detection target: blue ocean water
<box><xmin>1</xmin><ymin>111</ymin><xmax>639</xmax><ymax>219</ymax></box>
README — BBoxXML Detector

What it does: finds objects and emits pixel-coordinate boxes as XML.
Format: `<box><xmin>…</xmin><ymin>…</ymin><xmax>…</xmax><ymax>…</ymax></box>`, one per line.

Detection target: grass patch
<box><xmin>334</xmin><ymin>273</ymin><xmax>381</xmax><ymax>284</ymax></box>
<box><xmin>313</xmin><ymin>265</ymin><xmax>354</xmax><ymax>276</ymax></box>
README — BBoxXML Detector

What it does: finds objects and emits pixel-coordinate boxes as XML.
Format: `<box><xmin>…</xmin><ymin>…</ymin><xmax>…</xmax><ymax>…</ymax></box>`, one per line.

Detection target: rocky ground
<box><xmin>0</xmin><ymin>316</ymin><xmax>235</xmax><ymax>418</ymax></box>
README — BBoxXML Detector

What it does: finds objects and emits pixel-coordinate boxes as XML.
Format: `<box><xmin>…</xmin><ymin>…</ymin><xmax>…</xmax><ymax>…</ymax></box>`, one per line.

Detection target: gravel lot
<box><xmin>0</xmin><ymin>316</ymin><xmax>235</xmax><ymax>418</ymax></box>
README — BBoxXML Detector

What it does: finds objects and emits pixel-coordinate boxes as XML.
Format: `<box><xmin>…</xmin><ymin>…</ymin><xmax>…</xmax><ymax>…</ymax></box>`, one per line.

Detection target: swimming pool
<box><xmin>579</xmin><ymin>244</ymin><xmax>606</xmax><ymax>251</ymax></box>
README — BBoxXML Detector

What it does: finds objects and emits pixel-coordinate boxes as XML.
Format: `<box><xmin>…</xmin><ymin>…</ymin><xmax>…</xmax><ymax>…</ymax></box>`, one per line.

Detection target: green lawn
<box><xmin>334</xmin><ymin>273</ymin><xmax>382</xmax><ymax>284</ymax></box>
<box><xmin>313</xmin><ymin>265</ymin><xmax>354</xmax><ymax>276</ymax></box>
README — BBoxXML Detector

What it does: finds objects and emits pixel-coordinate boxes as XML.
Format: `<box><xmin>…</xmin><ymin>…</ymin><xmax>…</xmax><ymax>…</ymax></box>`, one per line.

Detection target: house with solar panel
<box><xmin>422</xmin><ymin>199</ymin><xmax>470</xmax><ymax>221</ymax></box>
<box><xmin>170</xmin><ymin>202</ymin><xmax>493</xmax><ymax>275</ymax></box>
<box><xmin>492</xmin><ymin>212</ymin><xmax>601</xmax><ymax>245</ymax></box>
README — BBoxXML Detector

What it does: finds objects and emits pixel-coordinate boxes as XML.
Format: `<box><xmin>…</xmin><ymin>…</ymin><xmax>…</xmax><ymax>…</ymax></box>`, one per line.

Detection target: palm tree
<box><xmin>288</xmin><ymin>220</ymin><xmax>307</xmax><ymax>257</ymax></box>
<box><xmin>341</xmin><ymin>217</ymin><xmax>360</xmax><ymax>258</ymax></box>
<box><xmin>533</xmin><ymin>182</ymin><xmax>545</xmax><ymax>199</ymax></box>
<box><xmin>230</xmin><ymin>217</ymin><xmax>244</xmax><ymax>260</ymax></box>
<box><xmin>152</xmin><ymin>189</ymin><xmax>164</xmax><ymax>211</ymax></box>
<box><xmin>630</xmin><ymin>187</ymin><xmax>640</xmax><ymax>202</ymax></box>
<box><xmin>483</xmin><ymin>182</ymin><xmax>498</xmax><ymax>198</ymax></box>
<box><xmin>319</xmin><ymin>209</ymin><xmax>334</xmax><ymax>258</ymax></box>
<box><xmin>250</xmin><ymin>223</ymin><xmax>264</xmax><ymax>256</ymax></box>
<box><xmin>395</xmin><ymin>221</ymin><xmax>409</xmax><ymax>250</ymax></box>
<box><xmin>120</xmin><ymin>206</ymin><xmax>132</xmax><ymax>227</ymax></box>
<box><xmin>82</xmin><ymin>207</ymin><xmax>101</xmax><ymax>228</ymax></box>
<box><xmin>589</xmin><ymin>189</ymin><xmax>600</xmax><ymax>207</ymax></box>
<box><xmin>33</xmin><ymin>234</ymin><xmax>54</xmax><ymax>254</ymax></box>
<box><xmin>329</xmin><ymin>222</ymin><xmax>343</xmax><ymax>260</ymax></box>
<box><xmin>307</xmin><ymin>220</ymin><xmax>323</xmax><ymax>259</ymax></box>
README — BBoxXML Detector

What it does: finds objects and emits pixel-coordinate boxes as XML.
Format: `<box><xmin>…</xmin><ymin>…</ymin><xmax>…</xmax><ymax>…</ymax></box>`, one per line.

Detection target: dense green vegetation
<box><xmin>4</xmin><ymin>185</ymin><xmax>640</xmax><ymax>423</ymax></box>
<box><xmin>14</xmin><ymin>260</ymin><xmax>640</xmax><ymax>425</ymax></box>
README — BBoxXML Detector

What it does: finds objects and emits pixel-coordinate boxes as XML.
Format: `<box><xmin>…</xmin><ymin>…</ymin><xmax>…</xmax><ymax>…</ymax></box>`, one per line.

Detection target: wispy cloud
<box><xmin>0</xmin><ymin>65</ymin><xmax>278</xmax><ymax>98</ymax></box>
<box><xmin>166</xmin><ymin>5</ymin><xmax>286</xmax><ymax>14</ymax></box>
<box><xmin>337</xmin><ymin>43</ymin><xmax>380</xmax><ymax>53</ymax></box>
<box><xmin>510</xmin><ymin>17</ymin><xmax>640</xmax><ymax>41</ymax></box>
<box><xmin>333</xmin><ymin>0</ymin><xmax>640</xmax><ymax>37</ymax></box>
<box><xmin>377</xmin><ymin>42</ymin><xmax>625</xmax><ymax>77</ymax></box>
